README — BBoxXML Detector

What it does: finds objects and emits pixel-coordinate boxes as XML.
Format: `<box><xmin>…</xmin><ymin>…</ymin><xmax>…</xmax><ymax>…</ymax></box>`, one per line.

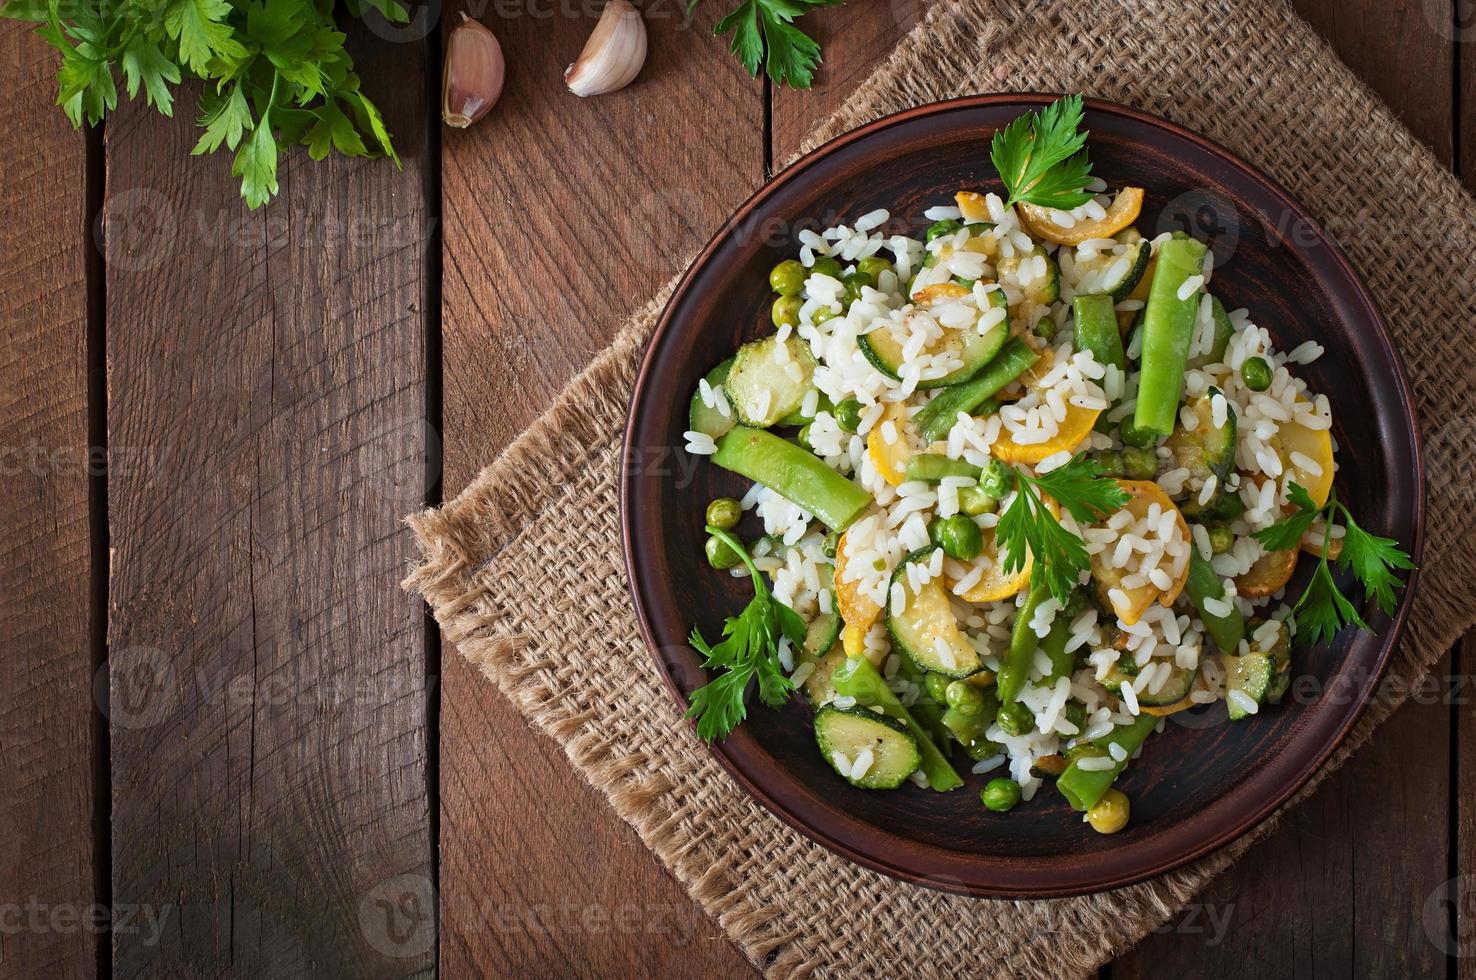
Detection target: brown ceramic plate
<box><xmin>620</xmin><ymin>95</ymin><xmax>1422</xmax><ymax>897</ymax></box>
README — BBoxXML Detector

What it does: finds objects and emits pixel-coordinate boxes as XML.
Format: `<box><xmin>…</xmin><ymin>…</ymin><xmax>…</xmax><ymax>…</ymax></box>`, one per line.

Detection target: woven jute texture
<box><xmin>407</xmin><ymin>0</ymin><xmax>1476</xmax><ymax>974</ymax></box>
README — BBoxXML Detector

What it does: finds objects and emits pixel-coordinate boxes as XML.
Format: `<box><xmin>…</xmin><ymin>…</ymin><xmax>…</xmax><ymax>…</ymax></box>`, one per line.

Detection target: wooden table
<box><xmin>2</xmin><ymin>1</ymin><xmax>1472</xmax><ymax>976</ymax></box>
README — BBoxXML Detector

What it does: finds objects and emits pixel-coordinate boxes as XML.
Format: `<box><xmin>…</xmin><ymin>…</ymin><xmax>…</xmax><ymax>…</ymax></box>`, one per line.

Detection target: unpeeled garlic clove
<box><xmin>443</xmin><ymin>14</ymin><xmax>505</xmax><ymax>128</ymax></box>
<box><xmin>565</xmin><ymin>0</ymin><xmax>647</xmax><ymax>97</ymax></box>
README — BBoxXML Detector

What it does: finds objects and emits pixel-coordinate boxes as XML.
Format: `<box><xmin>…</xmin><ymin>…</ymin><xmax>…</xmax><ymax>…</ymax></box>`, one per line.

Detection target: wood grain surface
<box><xmin>100</xmin><ymin>26</ymin><xmax>436</xmax><ymax>978</ymax></box>
<box><xmin>436</xmin><ymin>2</ymin><xmax>762</xmax><ymax>975</ymax></box>
<box><xmin>0</xmin><ymin>0</ymin><xmax>1469</xmax><ymax>975</ymax></box>
<box><xmin>0</xmin><ymin>20</ymin><xmax>97</xmax><ymax>980</ymax></box>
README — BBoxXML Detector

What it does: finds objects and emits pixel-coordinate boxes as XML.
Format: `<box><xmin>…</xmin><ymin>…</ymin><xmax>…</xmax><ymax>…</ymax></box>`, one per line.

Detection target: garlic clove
<box><xmin>565</xmin><ymin>0</ymin><xmax>647</xmax><ymax>97</ymax></box>
<box><xmin>443</xmin><ymin>14</ymin><xmax>505</xmax><ymax>128</ymax></box>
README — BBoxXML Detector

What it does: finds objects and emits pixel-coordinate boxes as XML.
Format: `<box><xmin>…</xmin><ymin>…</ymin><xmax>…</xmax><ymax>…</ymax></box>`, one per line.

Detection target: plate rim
<box><xmin>619</xmin><ymin>92</ymin><xmax>1425</xmax><ymax>897</ymax></box>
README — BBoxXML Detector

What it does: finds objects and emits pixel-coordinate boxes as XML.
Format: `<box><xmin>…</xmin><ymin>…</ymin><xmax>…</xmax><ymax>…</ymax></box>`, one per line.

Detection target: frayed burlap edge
<box><xmin>407</xmin><ymin>0</ymin><xmax>1476</xmax><ymax>975</ymax></box>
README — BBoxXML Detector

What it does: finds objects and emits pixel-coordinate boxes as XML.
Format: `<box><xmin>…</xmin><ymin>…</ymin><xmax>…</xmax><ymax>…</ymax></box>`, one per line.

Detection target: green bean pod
<box><xmin>1134</xmin><ymin>237</ymin><xmax>1208</xmax><ymax>435</ymax></box>
<box><xmin>1056</xmin><ymin>713</ymin><xmax>1158</xmax><ymax>811</ymax></box>
<box><xmin>914</xmin><ymin>339</ymin><xmax>1039</xmax><ymax>441</ymax></box>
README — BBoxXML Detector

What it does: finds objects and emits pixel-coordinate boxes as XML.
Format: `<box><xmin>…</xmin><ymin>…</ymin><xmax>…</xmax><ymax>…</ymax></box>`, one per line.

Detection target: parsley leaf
<box><xmin>989</xmin><ymin>94</ymin><xmax>1096</xmax><ymax>211</ymax></box>
<box><xmin>7</xmin><ymin>0</ymin><xmax>407</xmax><ymax>207</ymax></box>
<box><xmin>697</xmin><ymin>0</ymin><xmax>842</xmax><ymax>89</ymax></box>
<box><xmin>1336</xmin><ymin>510</ymin><xmax>1414</xmax><ymax>618</ymax></box>
<box><xmin>1254</xmin><ymin>483</ymin><xmax>1414</xmax><ymax>643</ymax></box>
<box><xmin>997</xmin><ymin>455</ymin><xmax>1128</xmax><ymax>602</ymax></box>
<box><xmin>685</xmin><ymin>526</ymin><xmax>802</xmax><ymax>741</ymax></box>
<box><xmin>1250</xmin><ymin>482</ymin><xmax>1319</xmax><ymax>552</ymax></box>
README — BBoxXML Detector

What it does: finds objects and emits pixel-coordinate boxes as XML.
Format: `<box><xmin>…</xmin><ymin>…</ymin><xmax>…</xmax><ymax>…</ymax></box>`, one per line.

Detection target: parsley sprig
<box><xmin>4</xmin><ymin>0</ymin><xmax>405</xmax><ymax>208</ymax></box>
<box><xmin>990</xmin><ymin>94</ymin><xmax>1096</xmax><ymax>211</ymax></box>
<box><xmin>996</xmin><ymin>455</ymin><xmax>1129</xmax><ymax>602</ymax></box>
<box><xmin>1253</xmin><ymin>483</ymin><xmax>1414</xmax><ymax>646</ymax></box>
<box><xmin>686</xmin><ymin>525</ymin><xmax>805</xmax><ymax>741</ymax></box>
<box><xmin>692</xmin><ymin>0</ymin><xmax>842</xmax><ymax>89</ymax></box>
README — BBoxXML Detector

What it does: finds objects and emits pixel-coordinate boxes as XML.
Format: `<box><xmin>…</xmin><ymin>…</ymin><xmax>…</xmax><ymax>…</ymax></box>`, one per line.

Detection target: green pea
<box><xmin>841</xmin><ymin>271</ymin><xmax>870</xmax><ymax>307</ymax></box>
<box><xmin>1241</xmin><ymin>355</ymin><xmax>1273</xmax><ymax>392</ymax></box>
<box><xmin>1093</xmin><ymin>450</ymin><xmax>1124</xmax><ymax>478</ymax></box>
<box><xmin>1032</xmin><ymin>318</ymin><xmax>1059</xmax><ymax>341</ymax></box>
<box><xmin>1210</xmin><ymin>491</ymin><xmax>1245</xmax><ymax>520</ymax></box>
<box><xmin>979</xmin><ymin>458</ymin><xmax>1015</xmax><ymax>498</ymax></box>
<box><xmin>810</xmin><ymin>256</ymin><xmax>843</xmax><ymax>280</ymax></box>
<box><xmin>1119</xmin><ymin>417</ymin><xmax>1158</xmax><ymax>449</ymax></box>
<box><xmin>834</xmin><ymin>397</ymin><xmax>863</xmax><ymax>434</ymax></box>
<box><xmin>704</xmin><ymin>534</ymin><xmax>742</xmax><ymax>570</ymax></box>
<box><xmin>771</xmin><ymin>295</ymin><xmax>801</xmax><ymax>328</ymax></box>
<box><xmin>768</xmin><ymin>258</ymin><xmax>806</xmax><ymax>297</ymax></box>
<box><xmin>1063</xmin><ymin>701</ymin><xmax>1087</xmax><ymax>732</ymax></box>
<box><xmin>944</xmin><ymin>680</ymin><xmax>985</xmax><ymax>716</ymax></box>
<box><xmin>705</xmin><ymin>497</ymin><xmax>741</xmax><ymax>530</ymax></box>
<box><xmin>796</xmin><ymin>423</ymin><xmax>814</xmax><ymax>450</ymax></box>
<box><xmin>812</xmin><ymin>307</ymin><xmax>839</xmax><ymax>325</ymax></box>
<box><xmin>924</xmin><ymin>672</ymin><xmax>951</xmax><ymax>705</ymax></box>
<box><xmin>995</xmin><ymin>701</ymin><xmax>1035</xmax><ymax>737</ymax></box>
<box><xmin>964</xmin><ymin>221</ymin><xmax>994</xmax><ymax>235</ymax></box>
<box><xmin>926</xmin><ymin>218</ymin><xmax>962</xmax><ymax>241</ymax></box>
<box><xmin>981</xmin><ymin>777</ymin><xmax>1022</xmax><ymax>813</ymax></box>
<box><xmin>932</xmin><ymin>514</ymin><xmax>983</xmax><ymax>561</ymax></box>
<box><xmin>958</xmin><ymin>485</ymin><xmax>997</xmax><ymax>516</ymax></box>
<box><xmin>965</xmin><ymin>738</ymin><xmax>1001</xmax><ymax>761</ymax></box>
<box><xmin>856</xmin><ymin>255</ymin><xmax>892</xmax><ymax>286</ymax></box>
<box><xmin>1122</xmin><ymin>445</ymin><xmax>1158</xmax><ymax>481</ymax></box>
<box><xmin>822</xmin><ymin>529</ymin><xmax>839</xmax><ymax>559</ymax></box>
<box><xmin>1207</xmin><ymin>524</ymin><xmax>1235</xmax><ymax>555</ymax></box>
<box><xmin>1087</xmin><ymin>788</ymin><xmax>1130</xmax><ymax>834</ymax></box>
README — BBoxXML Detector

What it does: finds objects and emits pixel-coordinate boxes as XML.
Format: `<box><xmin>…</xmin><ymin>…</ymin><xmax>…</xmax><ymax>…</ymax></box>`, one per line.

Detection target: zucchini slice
<box><xmin>1071</xmin><ymin>239</ymin><xmax>1151</xmax><ymax>302</ymax></box>
<box><xmin>1188</xmin><ymin>296</ymin><xmax>1235</xmax><ymax>368</ymax></box>
<box><xmin>1136</xmin><ymin>666</ymin><xmax>1193</xmax><ymax>706</ymax></box>
<box><xmin>814</xmin><ymin>705</ymin><xmax>921</xmax><ymax>789</ymax></box>
<box><xmin>1224</xmin><ymin>652</ymin><xmax>1273</xmax><ymax>720</ymax></box>
<box><xmin>688</xmin><ymin>358</ymin><xmax>735</xmax><ymax>439</ymax></box>
<box><xmin>996</xmin><ymin>246</ymin><xmax>1061</xmax><ymax>307</ymax></box>
<box><xmin>1165</xmin><ymin>389</ymin><xmax>1237</xmax><ymax>516</ymax></box>
<box><xmin>885</xmin><ymin>551</ymin><xmax>983</xmax><ymax>678</ymax></box>
<box><xmin>723</xmin><ymin>334</ymin><xmax>818</xmax><ymax>428</ymax></box>
<box><xmin>858</xmin><ymin>288</ymin><xmax>1008</xmax><ymax>389</ymax></box>
<box><xmin>802</xmin><ymin>645</ymin><xmax>848</xmax><ymax>703</ymax></box>
<box><xmin>804</xmin><ymin>611</ymin><xmax>842</xmax><ymax>659</ymax></box>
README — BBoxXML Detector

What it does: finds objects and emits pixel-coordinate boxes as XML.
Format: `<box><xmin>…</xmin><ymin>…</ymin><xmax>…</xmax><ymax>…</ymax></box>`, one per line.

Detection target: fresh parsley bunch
<box><xmin>1253</xmin><ymin>483</ymin><xmax>1414</xmax><ymax>645</ymax></box>
<box><xmin>3</xmin><ymin>0</ymin><xmax>407</xmax><ymax>207</ymax></box>
<box><xmin>691</xmin><ymin>0</ymin><xmax>842</xmax><ymax>89</ymax></box>
<box><xmin>686</xmin><ymin>525</ymin><xmax>805</xmax><ymax>741</ymax></box>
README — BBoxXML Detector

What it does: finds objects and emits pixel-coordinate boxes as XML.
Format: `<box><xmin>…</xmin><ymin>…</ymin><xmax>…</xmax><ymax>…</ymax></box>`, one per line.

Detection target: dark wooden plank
<box><xmin>0</xmin><ymin>20</ymin><xmax>97</xmax><ymax>980</ymax></box>
<box><xmin>102</xmin><ymin>29</ymin><xmax>435</xmax><ymax>977</ymax></box>
<box><xmin>1118</xmin><ymin>1</ymin><xmax>1455</xmax><ymax>975</ymax></box>
<box><xmin>437</xmin><ymin>3</ymin><xmax>764</xmax><ymax>975</ymax></box>
<box><xmin>770</xmin><ymin>1</ymin><xmax>930</xmax><ymax>166</ymax></box>
<box><xmin>1113</xmin><ymin>653</ymin><xmax>1452</xmax><ymax>978</ymax></box>
<box><xmin>1459</xmin><ymin>637</ymin><xmax>1476</xmax><ymax>977</ymax></box>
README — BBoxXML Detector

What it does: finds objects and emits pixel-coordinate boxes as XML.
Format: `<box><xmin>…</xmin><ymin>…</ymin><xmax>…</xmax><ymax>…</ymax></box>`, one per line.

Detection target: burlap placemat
<box><xmin>406</xmin><ymin>0</ymin><xmax>1476</xmax><ymax>974</ymax></box>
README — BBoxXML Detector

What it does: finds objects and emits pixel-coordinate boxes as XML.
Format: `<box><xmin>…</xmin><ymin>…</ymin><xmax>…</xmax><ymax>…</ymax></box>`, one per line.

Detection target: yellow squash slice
<box><xmin>1091</xmin><ymin>480</ymin><xmax>1191</xmax><ymax>625</ymax></box>
<box><xmin>834</xmin><ymin>530</ymin><xmax>882</xmax><ymax>637</ymax></box>
<box><xmin>1272</xmin><ymin>400</ymin><xmax>1335</xmax><ymax>507</ymax></box>
<box><xmin>990</xmin><ymin>402</ymin><xmax>1101</xmax><ymax>466</ymax></box>
<box><xmin>1017</xmin><ymin>187</ymin><xmax>1145</xmax><ymax>246</ymax></box>
<box><xmin>866</xmin><ymin>402</ymin><xmax>914</xmax><ymax>487</ymax></box>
